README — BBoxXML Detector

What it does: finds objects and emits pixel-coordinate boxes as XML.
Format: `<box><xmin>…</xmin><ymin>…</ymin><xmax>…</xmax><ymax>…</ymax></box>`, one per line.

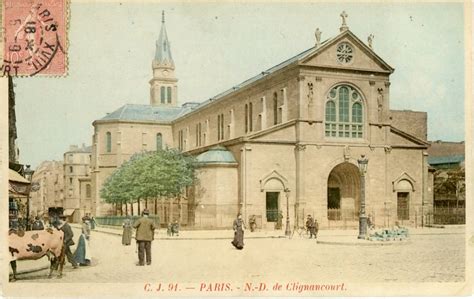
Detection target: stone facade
<box><xmin>63</xmin><ymin>144</ymin><xmax>92</xmax><ymax>222</ymax></box>
<box><xmin>91</xmin><ymin>13</ymin><xmax>433</xmax><ymax>229</ymax></box>
<box><xmin>30</xmin><ymin>160</ymin><xmax>64</xmax><ymax>217</ymax></box>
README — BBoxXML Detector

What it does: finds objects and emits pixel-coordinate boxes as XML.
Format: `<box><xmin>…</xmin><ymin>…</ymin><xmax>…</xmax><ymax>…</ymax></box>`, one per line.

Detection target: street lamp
<box><xmin>284</xmin><ymin>188</ymin><xmax>291</xmax><ymax>237</ymax></box>
<box><xmin>357</xmin><ymin>155</ymin><xmax>368</xmax><ymax>239</ymax></box>
<box><xmin>24</xmin><ymin>165</ymin><xmax>34</xmax><ymax>231</ymax></box>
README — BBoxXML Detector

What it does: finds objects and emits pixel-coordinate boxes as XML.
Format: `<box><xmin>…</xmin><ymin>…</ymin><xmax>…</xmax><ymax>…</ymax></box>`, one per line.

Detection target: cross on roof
<box><xmin>340</xmin><ymin>11</ymin><xmax>349</xmax><ymax>32</ymax></box>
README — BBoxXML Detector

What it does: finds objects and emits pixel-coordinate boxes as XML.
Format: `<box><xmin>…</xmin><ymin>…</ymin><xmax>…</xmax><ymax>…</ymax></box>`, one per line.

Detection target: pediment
<box><xmin>300</xmin><ymin>30</ymin><xmax>394</xmax><ymax>74</ymax></box>
<box><xmin>392</xmin><ymin>172</ymin><xmax>416</xmax><ymax>192</ymax></box>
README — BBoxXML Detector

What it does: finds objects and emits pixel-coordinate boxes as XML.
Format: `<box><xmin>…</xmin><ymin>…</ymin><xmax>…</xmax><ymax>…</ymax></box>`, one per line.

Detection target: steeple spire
<box><xmin>154</xmin><ymin>10</ymin><xmax>174</xmax><ymax>66</ymax></box>
<box><xmin>150</xmin><ymin>11</ymin><xmax>178</xmax><ymax>107</ymax></box>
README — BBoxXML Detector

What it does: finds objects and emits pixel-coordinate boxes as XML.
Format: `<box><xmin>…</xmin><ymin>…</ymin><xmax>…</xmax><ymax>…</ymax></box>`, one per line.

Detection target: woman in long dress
<box><xmin>231</xmin><ymin>214</ymin><xmax>245</xmax><ymax>250</ymax></box>
<box><xmin>74</xmin><ymin>217</ymin><xmax>91</xmax><ymax>266</ymax></box>
<box><xmin>122</xmin><ymin>217</ymin><xmax>132</xmax><ymax>245</ymax></box>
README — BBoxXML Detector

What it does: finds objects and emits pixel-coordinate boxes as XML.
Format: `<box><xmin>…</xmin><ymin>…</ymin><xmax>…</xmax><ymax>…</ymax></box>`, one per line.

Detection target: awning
<box><xmin>9</xmin><ymin>169</ymin><xmax>30</xmax><ymax>183</ymax></box>
<box><xmin>63</xmin><ymin>209</ymin><xmax>76</xmax><ymax>216</ymax></box>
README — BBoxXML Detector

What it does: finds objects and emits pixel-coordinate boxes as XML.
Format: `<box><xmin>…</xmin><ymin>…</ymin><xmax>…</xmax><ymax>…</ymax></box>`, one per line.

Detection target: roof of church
<box><xmin>179</xmin><ymin>29</ymin><xmax>392</xmax><ymax>116</ymax></box>
<box><xmin>154</xmin><ymin>11</ymin><xmax>174</xmax><ymax>65</ymax></box>
<box><xmin>196</xmin><ymin>146</ymin><xmax>237</xmax><ymax>164</ymax></box>
<box><xmin>188</xmin><ymin>40</ymin><xmax>331</xmax><ymax>112</ymax></box>
<box><xmin>100</xmin><ymin>104</ymin><xmax>190</xmax><ymax>122</ymax></box>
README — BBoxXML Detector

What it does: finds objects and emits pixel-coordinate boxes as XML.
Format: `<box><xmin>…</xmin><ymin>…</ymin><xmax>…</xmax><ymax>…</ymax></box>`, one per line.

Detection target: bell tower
<box><xmin>150</xmin><ymin>11</ymin><xmax>178</xmax><ymax>106</ymax></box>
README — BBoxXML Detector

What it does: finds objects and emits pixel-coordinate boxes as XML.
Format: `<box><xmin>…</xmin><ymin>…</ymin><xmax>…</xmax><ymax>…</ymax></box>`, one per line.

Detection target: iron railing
<box><xmin>95</xmin><ymin>215</ymin><xmax>160</xmax><ymax>227</ymax></box>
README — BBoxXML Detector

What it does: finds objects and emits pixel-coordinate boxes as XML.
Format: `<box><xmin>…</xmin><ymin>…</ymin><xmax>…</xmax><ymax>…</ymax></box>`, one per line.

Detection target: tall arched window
<box><xmin>167</xmin><ymin>87</ymin><xmax>172</xmax><ymax>103</ymax></box>
<box><xmin>249</xmin><ymin>102</ymin><xmax>253</xmax><ymax>132</ymax></box>
<box><xmin>160</xmin><ymin>86</ymin><xmax>166</xmax><ymax>104</ymax></box>
<box><xmin>325</xmin><ymin>85</ymin><xmax>364</xmax><ymax>138</ymax></box>
<box><xmin>106</xmin><ymin>132</ymin><xmax>112</xmax><ymax>152</ymax></box>
<box><xmin>273</xmin><ymin>93</ymin><xmax>278</xmax><ymax>125</ymax></box>
<box><xmin>245</xmin><ymin>104</ymin><xmax>248</xmax><ymax>133</ymax></box>
<box><xmin>156</xmin><ymin>133</ymin><xmax>163</xmax><ymax>150</ymax></box>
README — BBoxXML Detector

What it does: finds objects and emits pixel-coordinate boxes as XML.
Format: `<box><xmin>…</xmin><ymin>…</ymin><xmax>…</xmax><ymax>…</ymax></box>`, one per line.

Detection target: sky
<box><xmin>14</xmin><ymin>2</ymin><xmax>466</xmax><ymax>168</ymax></box>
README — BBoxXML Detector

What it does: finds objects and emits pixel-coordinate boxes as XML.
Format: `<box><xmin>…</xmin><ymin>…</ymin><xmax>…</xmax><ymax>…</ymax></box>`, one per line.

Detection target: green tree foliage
<box><xmin>100</xmin><ymin>149</ymin><xmax>197</xmax><ymax>205</ymax></box>
<box><xmin>433</xmin><ymin>167</ymin><xmax>465</xmax><ymax>200</ymax></box>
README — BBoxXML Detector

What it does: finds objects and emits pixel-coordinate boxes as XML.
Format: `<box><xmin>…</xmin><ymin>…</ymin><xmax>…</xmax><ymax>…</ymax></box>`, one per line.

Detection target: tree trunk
<box><xmin>120</xmin><ymin>203</ymin><xmax>123</xmax><ymax>216</ymax></box>
<box><xmin>138</xmin><ymin>198</ymin><xmax>141</xmax><ymax>215</ymax></box>
<box><xmin>131</xmin><ymin>202</ymin><xmax>134</xmax><ymax>216</ymax></box>
<box><xmin>125</xmin><ymin>203</ymin><xmax>128</xmax><ymax>216</ymax></box>
<box><xmin>145</xmin><ymin>198</ymin><xmax>148</xmax><ymax>209</ymax></box>
<box><xmin>154</xmin><ymin>198</ymin><xmax>158</xmax><ymax>215</ymax></box>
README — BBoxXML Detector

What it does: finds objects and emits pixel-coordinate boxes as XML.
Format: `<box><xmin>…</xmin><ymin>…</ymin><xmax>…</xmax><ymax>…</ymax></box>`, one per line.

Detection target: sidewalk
<box><xmin>73</xmin><ymin>223</ymin><xmax>465</xmax><ymax>240</ymax></box>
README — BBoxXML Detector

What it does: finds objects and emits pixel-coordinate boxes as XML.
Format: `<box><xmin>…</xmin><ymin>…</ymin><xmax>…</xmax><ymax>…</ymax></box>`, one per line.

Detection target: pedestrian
<box><xmin>74</xmin><ymin>217</ymin><xmax>91</xmax><ymax>266</ymax></box>
<box><xmin>367</xmin><ymin>214</ymin><xmax>374</xmax><ymax>230</ymax></box>
<box><xmin>171</xmin><ymin>220</ymin><xmax>179</xmax><ymax>236</ymax></box>
<box><xmin>306</xmin><ymin>215</ymin><xmax>316</xmax><ymax>239</ymax></box>
<box><xmin>55</xmin><ymin>216</ymin><xmax>78</xmax><ymax>269</ymax></box>
<box><xmin>90</xmin><ymin>216</ymin><xmax>97</xmax><ymax>230</ymax></box>
<box><xmin>31</xmin><ymin>216</ymin><xmax>44</xmax><ymax>230</ymax></box>
<box><xmin>314</xmin><ymin>218</ymin><xmax>319</xmax><ymax>239</ymax></box>
<box><xmin>231</xmin><ymin>213</ymin><xmax>245</xmax><ymax>250</ymax></box>
<box><xmin>133</xmin><ymin>209</ymin><xmax>156</xmax><ymax>266</ymax></box>
<box><xmin>122</xmin><ymin>216</ymin><xmax>133</xmax><ymax>245</ymax></box>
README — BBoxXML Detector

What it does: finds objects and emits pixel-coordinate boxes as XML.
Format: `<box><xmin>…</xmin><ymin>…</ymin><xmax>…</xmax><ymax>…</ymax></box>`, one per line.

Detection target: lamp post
<box><xmin>357</xmin><ymin>155</ymin><xmax>368</xmax><ymax>239</ymax></box>
<box><xmin>284</xmin><ymin>188</ymin><xmax>291</xmax><ymax>237</ymax></box>
<box><xmin>24</xmin><ymin>165</ymin><xmax>34</xmax><ymax>231</ymax></box>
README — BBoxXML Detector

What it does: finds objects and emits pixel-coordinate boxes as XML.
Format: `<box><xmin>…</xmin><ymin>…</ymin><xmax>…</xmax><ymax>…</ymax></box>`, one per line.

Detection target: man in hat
<box><xmin>133</xmin><ymin>209</ymin><xmax>156</xmax><ymax>266</ymax></box>
<box><xmin>31</xmin><ymin>216</ymin><xmax>44</xmax><ymax>231</ymax></box>
<box><xmin>306</xmin><ymin>215</ymin><xmax>316</xmax><ymax>239</ymax></box>
<box><xmin>55</xmin><ymin>215</ymin><xmax>78</xmax><ymax>268</ymax></box>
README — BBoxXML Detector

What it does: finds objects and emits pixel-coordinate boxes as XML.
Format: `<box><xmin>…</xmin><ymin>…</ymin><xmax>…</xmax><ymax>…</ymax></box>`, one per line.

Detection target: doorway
<box><xmin>327</xmin><ymin>162</ymin><xmax>360</xmax><ymax>221</ymax></box>
<box><xmin>266</xmin><ymin>192</ymin><xmax>279</xmax><ymax>222</ymax></box>
<box><xmin>397</xmin><ymin>192</ymin><xmax>409</xmax><ymax>220</ymax></box>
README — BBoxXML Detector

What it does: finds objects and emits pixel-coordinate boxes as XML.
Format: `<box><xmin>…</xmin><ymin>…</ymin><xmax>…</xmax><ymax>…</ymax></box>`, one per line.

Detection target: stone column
<box><xmin>294</xmin><ymin>144</ymin><xmax>306</xmax><ymax>228</ymax></box>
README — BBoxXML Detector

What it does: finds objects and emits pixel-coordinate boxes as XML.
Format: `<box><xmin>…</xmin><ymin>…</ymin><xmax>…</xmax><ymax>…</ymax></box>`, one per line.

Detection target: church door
<box><xmin>266</xmin><ymin>192</ymin><xmax>279</xmax><ymax>222</ymax></box>
<box><xmin>397</xmin><ymin>192</ymin><xmax>409</xmax><ymax>221</ymax></box>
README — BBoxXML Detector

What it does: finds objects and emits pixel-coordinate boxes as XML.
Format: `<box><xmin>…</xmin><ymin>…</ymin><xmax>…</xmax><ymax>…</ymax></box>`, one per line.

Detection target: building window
<box><xmin>69</xmin><ymin>178</ymin><xmax>73</xmax><ymax>184</ymax></box>
<box><xmin>217</xmin><ymin>113</ymin><xmax>225</xmax><ymax>141</ymax></box>
<box><xmin>160</xmin><ymin>86</ymin><xmax>166</xmax><ymax>104</ymax></box>
<box><xmin>69</xmin><ymin>166</ymin><xmax>73</xmax><ymax>173</ymax></box>
<box><xmin>167</xmin><ymin>87</ymin><xmax>172</xmax><ymax>103</ymax></box>
<box><xmin>273</xmin><ymin>92</ymin><xmax>279</xmax><ymax>125</ymax></box>
<box><xmin>156</xmin><ymin>133</ymin><xmax>163</xmax><ymax>150</ymax></box>
<box><xmin>245</xmin><ymin>104</ymin><xmax>248</xmax><ymax>133</ymax></box>
<box><xmin>178</xmin><ymin>130</ymin><xmax>184</xmax><ymax>151</ymax></box>
<box><xmin>195</xmin><ymin>123</ymin><xmax>202</xmax><ymax>147</ymax></box>
<box><xmin>249</xmin><ymin>102</ymin><xmax>253</xmax><ymax>132</ymax></box>
<box><xmin>106</xmin><ymin>132</ymin><xmax>112</xmax><ymax>152</ymax></box>
<box><xmin>325</xmin><ymin>85</ymin><xmax>364</xmax><ymax>138</ymax></box>
<box><xmin>245</xmin><ymin>102</ymin><xmax>253</xmax><ymax>133</ymax></box>
<box><xmin>86</xmin><ymin>184</ymin><xmax>91</xmax><ymax>198</ymax></box>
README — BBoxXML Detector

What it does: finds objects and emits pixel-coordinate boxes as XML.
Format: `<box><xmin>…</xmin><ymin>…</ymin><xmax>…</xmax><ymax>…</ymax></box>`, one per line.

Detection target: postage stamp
<box><xmin>0</xmin><ymin>0</ymin><xmax>472</xmax><ymax>297</ymax></box>
<box><xmin>1</xmin><ymin>0</ymin><xmax>68</xmax><ymax>76</ymax></box>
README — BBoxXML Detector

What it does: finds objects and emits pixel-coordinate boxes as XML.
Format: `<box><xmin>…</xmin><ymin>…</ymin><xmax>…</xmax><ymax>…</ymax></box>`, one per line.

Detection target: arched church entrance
<box><xmin>327</xmin><ymin>162</ymin><xmax>360</xmax><ymax>224</ymax></box>
<box><xmin>262</xmin><ymin>178</ymin><xmax>285</xmax><ymax>229</ymax></box>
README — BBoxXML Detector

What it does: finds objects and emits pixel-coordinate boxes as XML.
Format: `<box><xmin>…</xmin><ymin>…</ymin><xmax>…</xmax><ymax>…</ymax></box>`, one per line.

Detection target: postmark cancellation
<box><xmin>1</xmin><ymin>0</ymin><xmax>68</xmax><ymax>77</ymax></box>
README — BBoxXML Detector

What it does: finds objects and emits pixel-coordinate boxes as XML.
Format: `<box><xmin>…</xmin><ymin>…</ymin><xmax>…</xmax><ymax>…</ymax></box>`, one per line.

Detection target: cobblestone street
<box><xmin>9</xmin><ymin>226</ymin><xmax>465</xmax><ymax>285</ymax></box>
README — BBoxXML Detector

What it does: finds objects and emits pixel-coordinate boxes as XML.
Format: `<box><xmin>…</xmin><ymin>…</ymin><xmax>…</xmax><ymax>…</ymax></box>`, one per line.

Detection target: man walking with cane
<box><xmin>133</xmin><ymin>209</ymin><xmax>155</xmax><ymax>266</ymax></box>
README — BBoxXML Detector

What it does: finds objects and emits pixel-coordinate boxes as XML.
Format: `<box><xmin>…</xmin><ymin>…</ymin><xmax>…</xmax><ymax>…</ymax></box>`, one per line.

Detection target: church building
<box><xmin>91</xmin><ymin>11</ymin><xmax>433</xmax><ymax>229</ymax></box>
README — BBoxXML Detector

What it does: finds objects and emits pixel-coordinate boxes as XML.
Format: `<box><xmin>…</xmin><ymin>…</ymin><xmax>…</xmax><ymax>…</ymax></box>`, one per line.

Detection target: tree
<box><xmin>100</xmin><ymin>149</ymin><xmax>197</xmax><ymax>215</ymax></box>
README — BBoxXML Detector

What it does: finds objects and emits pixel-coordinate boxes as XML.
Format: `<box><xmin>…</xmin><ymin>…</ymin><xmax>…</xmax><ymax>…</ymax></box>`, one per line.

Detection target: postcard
<box><xmin>1</xmin><ymin>0</ymin><xmax>472</xmax><ymax>297</ymax></box>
